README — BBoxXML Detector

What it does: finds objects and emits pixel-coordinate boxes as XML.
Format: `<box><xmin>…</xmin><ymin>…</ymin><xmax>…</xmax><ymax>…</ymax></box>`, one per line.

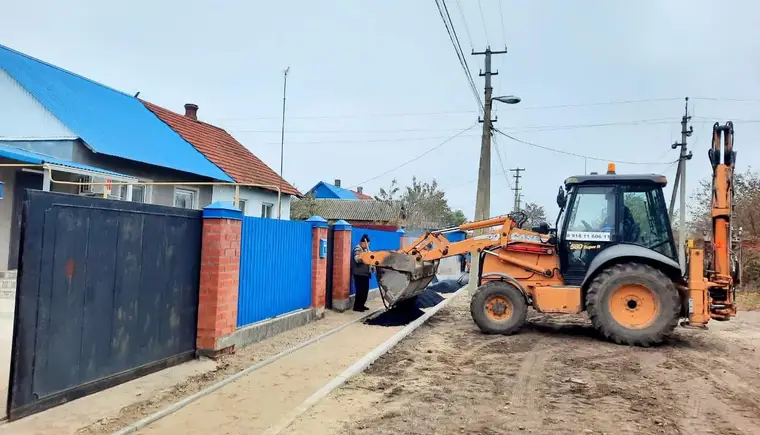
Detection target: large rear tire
<box><xmin>586</xmin><ymin>263</ymin><xmax>680</xmax><ymax>347</ymax></box>
<box><xmin>470</xmin><ymin>281</ymin><xmax>528</xmax><ymax>335</ymax></box>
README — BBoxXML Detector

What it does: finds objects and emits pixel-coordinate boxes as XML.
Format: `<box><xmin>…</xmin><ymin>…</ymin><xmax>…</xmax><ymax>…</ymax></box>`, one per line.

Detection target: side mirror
<box><xmin>556</xmin><ymin>186</ymin><xmax>567</xmax><ymax>209</ymax></box>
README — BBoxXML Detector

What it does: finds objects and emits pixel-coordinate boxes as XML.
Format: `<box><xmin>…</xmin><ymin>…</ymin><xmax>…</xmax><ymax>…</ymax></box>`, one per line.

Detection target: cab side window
<box><xmin>623</xmin><ymin>186</ymin><xmax>675</xmax><ymax>258</ymax></box>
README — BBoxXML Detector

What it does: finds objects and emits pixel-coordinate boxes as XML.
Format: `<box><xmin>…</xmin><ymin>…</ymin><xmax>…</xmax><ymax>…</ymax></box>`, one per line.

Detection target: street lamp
<box><xmin>493</xmin><ymin>95</ymin><xmax>521</xmax><ymax>105</ymax></box>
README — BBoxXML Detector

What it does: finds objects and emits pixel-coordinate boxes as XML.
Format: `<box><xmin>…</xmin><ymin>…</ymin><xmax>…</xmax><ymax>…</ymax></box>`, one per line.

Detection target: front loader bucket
<box><xmin>374</xmin><ymin>252</ymin><xmax>439</xmax><ymax>307</ymax></box>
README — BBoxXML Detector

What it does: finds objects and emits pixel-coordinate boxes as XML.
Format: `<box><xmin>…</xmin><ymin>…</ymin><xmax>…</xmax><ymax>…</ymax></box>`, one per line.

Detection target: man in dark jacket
<box><xmin>352</xmin><ymin>234</ymin><xmax>372</xmax><ymax>312</ymax></box>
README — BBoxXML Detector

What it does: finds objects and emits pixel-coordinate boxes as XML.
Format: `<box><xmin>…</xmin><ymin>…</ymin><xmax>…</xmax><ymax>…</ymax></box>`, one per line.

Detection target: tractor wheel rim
<box><xmin>485</xmin><ymin>295</ymin><xmax>512</xmax><ymax>322</ymax></box>
<box><xmin>608</xmin><ymin>284</ymin><xmax>659</xmax><ymax>329</ymax></box>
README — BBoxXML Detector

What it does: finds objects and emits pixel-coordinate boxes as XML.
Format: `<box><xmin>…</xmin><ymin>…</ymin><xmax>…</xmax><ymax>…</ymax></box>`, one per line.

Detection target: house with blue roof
<box><xmin>306</xmin><ymin>179</ymin><xmax>372</xmax><ymax>200</ymax></box>
<box><xmin>0</xmin><ymin>44</ymin><xmax>243</xmax><ymax>270</ymax></box>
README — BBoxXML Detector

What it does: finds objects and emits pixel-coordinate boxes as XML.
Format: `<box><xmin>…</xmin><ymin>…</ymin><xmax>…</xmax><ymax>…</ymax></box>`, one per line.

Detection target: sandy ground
<box><xmin>133</xmin><ymin>287</ymin><xmax>460</xmax><ymax>434</ymax></box>
<box><xmin>136</xmin><ymin>319</ymin><xmax>403</xmax><ymax>435</ymax></box>
<box><xmin>285</xmin><ymin>292</ymin><xmax>760</xmax><ymax>435</ymax></box>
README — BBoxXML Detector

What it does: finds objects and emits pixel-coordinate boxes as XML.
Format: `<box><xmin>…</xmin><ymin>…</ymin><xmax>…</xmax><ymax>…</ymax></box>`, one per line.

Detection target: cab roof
<box><xmin>564</xmin><ymin>173</ymin><xmax>667</xmax><ymax>187</ymax></box>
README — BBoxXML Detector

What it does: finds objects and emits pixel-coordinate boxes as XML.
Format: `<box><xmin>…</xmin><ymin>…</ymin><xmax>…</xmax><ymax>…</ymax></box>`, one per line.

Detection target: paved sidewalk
<box><xmin>137</xmin><ymin>320</ymin><xmax>402</xmax><ymax>434</ymax></box>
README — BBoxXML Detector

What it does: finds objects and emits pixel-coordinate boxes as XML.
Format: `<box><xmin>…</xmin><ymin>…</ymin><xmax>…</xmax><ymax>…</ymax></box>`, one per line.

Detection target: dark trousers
<box><xmin>353</xmin><ymin>274</ymin><xmax>370</xmax><ymax>310</ymax></box>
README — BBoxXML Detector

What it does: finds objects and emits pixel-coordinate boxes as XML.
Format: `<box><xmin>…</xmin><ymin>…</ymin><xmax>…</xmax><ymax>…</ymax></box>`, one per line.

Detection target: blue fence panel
<box><xmin>351</xmin><ymin>228</ymin><xmax>401</xmax><ymax>294</ymax></box>
<box><xmin>238</xmin><ymin>217</ymin><xmax>313</xmax><ymax>327</ymax></box>
<box><xmin>446</xmin><ymin>230</ymin><xmax>467</xmax><ymax>242</ymax></box>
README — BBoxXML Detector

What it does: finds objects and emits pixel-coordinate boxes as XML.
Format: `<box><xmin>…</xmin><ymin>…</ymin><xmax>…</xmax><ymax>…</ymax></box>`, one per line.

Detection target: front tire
<box><xmin>586</xmin><ymin>263</ymin><xmax>680</xmax><ymax>346</ymax></box>
<box><xmin>470</xmin><ymin>281</ymin><xmax>528</xmax><ymax>335</ymax></box>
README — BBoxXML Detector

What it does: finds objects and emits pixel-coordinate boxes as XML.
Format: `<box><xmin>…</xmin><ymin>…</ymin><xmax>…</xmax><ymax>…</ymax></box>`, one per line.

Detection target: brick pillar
<box><xmin>306</xmin><ymin>216</ymin><xmax>328</xmax><ymax>317</ymax></box>
<box><xmin>331</xmin><ymin>220</ymin><xmax>352</xmax><ymax>312</ymax></box>
<box><xmin>197</xmin><ymin>202</ymin><xmax>242</xmax><ymax>357</ymax></box>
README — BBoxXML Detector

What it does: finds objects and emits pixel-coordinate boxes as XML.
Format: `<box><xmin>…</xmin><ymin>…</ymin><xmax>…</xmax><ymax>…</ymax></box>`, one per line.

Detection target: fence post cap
<box><xmin>203</xmin><ymin>201</ymin><xmax>243</xmax><ymax>220</ymax></box>
<box><xmin>306</xmin><ymin>215</ymin><xmax>328</xmax><ymax>228</ymax></box>
<box><xmin>332</xmin><ymin>219</ymin><xmax>352</xmax><ymax>230</ymax></box>
<box><xmin>396</xmin><ymin>227</ymin><xmax>406</xmax><ymax>234</ymax></box>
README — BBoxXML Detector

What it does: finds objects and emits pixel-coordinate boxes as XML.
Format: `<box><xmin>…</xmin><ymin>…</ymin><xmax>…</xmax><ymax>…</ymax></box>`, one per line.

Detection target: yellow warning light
<box><xmin>607</xmin><ymin>162</ymin><xmax>616</xmax><ymax>174</ymax></box>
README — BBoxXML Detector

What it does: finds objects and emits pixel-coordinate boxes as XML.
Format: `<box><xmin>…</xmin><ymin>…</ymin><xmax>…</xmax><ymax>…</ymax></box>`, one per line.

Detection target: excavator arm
<box><xmin>358</xmin><ymin>214</ymin><xmax>555</xmax><ymax>306</ymax></box>
<box><xmin>705</xmin><ymin>121</ymin><xmax>737</xmax><ymax>319</ymax></box>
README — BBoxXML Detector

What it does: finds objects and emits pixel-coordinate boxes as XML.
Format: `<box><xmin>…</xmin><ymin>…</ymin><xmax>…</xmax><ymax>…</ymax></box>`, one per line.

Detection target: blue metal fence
<box><xmin>351</xmin><ymin>228</ymin><xmax>402</xmax><ymax>294</ymax></box>
<box><xmin>238</xmin><ymin>217</ymin><xmax>313</xmax><ymax>327</ymax></box>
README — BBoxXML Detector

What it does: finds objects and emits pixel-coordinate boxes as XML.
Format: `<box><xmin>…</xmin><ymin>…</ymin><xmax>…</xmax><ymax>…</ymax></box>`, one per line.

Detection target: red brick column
<box><xmin>331</xmin><ymin>220</ymin><xmax>352</xmax><ymax>312</ymax></box>
<box><xmin>196</xmin><ymin>202</ymin><xmax>242</xmax><ymax>356</ymax></box>
<box><xmin>307</xmin><ymin>216</ymin><xmax>328</xmax><ymax>316</ymax></box>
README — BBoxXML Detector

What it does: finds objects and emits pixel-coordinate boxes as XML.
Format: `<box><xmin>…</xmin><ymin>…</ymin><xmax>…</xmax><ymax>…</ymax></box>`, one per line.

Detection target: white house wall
<box><xmin>212</xmin><ymin>185</ymin><xmax>291</xmax><ymax>219</ymax></box>
<box><xmin>0</xmin><ymin>69</ymin><xmax>76</xmax><ymax>139</ymax></box>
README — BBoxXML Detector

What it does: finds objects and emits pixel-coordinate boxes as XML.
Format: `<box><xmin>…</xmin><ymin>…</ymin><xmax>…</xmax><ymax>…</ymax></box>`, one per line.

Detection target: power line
<box><xmin>492</xmin><ymin>134</ymin><xmax>513</xmax><ymax>189</ymax></box>
<box><xmin>692</xmin><ymin>97</ymin><xmax>760</xmax><ymax>103</ymax></box>
<box><xmin>507</xmin><ymin>117</ymin><xmax>679</xmax><ymax>133</ymax></box>
<box><xmin>693</xmin><ymin>116</ymin><xmax>760</xmax><ymax>123</ymax></box>
<box><xmin>236</xmin><ymin>118</ymin><xmax>677</xmax><ymax>139</ymax></box>
<box><xmin>434</xmin><ymin>0</ymin><xmax>483</xmax><ymax>111</ymax></box>
<box><xmin>503</xmin><ymin>97</ymin><xmax>684</xmax><ymax>111</ymax></box>
<box><xmin>494</xmin><ymin>128</ymin><xmax>678</xmax><ymax>166</ymax></box>
<box><xmin>346</xmin><ymin>124</ymin><xmax>478</xmax><ymax>189</ymax></box>
<box><xmin>211</xmin><ymin>97</ymin><xmax>757</xmax><ymax>122</ymax></box>
<box><xmin>477</xmin><ymin>0</ymin><xmax>490</xmax><ymax>44</ymax></box>
<box><xmin>454</xmin><ymin>0</ymin><xmax>474</xmax><ymax>50</ymax></box>
<box><xmin>211</xmin><ymin>98</ymin><xmax>687</xmax><ymax>121</ymax></box>
<box><xmin>262</xmin><ymin>133</ymin><xmax>478</xmax><ymax>145</ymax></box>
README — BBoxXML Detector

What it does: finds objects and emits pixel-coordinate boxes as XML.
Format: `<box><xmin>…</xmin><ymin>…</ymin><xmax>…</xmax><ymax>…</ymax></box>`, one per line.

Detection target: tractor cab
<box><xmin>555</xmin><ymin>164</ymin><xmax>678</xmax><ymax>286</ymax></box>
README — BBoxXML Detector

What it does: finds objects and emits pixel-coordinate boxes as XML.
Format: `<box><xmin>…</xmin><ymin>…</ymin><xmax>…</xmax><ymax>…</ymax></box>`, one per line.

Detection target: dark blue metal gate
<box><xmin>8</xmin><ymin>190</ymin><xmax>202</xmax><ymax>420</ymax></box>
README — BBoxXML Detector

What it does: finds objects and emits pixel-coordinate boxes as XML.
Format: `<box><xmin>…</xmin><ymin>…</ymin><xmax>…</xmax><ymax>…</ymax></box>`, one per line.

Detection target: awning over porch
<box><xmin>0</xmin><ymin>143</ymin><xmax>136</xmax><ymax>181</ymax></box>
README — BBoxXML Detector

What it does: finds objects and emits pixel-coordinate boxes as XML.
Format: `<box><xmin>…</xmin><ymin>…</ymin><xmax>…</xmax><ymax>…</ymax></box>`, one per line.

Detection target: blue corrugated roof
<box><xmin>0</xmin><ymin>143</ymin><xmax>133</xmax><ymax>178</ymax></box>
<box><xmin>307</xmin><ymin>181</ymin><xmax>358</xmax><ymax>200</ymax></box>
<box><xmin>0</xmin><ymin>44</ymin><xmax>232</xmax><ymax>182</ymax></box>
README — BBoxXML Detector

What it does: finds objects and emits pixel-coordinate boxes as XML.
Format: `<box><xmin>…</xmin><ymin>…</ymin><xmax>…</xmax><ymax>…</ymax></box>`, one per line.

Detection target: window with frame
<box><xmin>131</xmin><ymin>185</ymin><xmax>148</xmax><ymax>203</ymax></box>
<box><xmin>261</xmin><ymin>202</ymin><xmax>273</xmax><ymax>218</ymax></box>
<box><xmin>174</xmin><ymin>187</ymin><xmax>197</xmax><ymax>209</ymax></box>
<box><xmin>566</xmin><ymin>186</ymin><xmax>617</xmax><ymax>240</ymax></box>
<box><xmin>238</xmin><ymin>199</ymin><xmax>247</xmax><ymax>215</ymax></box>
<box><xmin>622</xmin><ymin>185</ymin><xmax>674</xmax><ymax>258</ymax></box>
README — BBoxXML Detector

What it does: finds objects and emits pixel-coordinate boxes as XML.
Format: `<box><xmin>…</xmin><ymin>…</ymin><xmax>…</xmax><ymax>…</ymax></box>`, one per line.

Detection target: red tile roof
<box><xmin>142</xmin><ymin>101</ymin><xmax>300</xmax><ymax>196</ymax></box>
<box><xmin>352</xmin><ymin>190</ymin><xmax>373</xmax><ymax>200</ymax></box>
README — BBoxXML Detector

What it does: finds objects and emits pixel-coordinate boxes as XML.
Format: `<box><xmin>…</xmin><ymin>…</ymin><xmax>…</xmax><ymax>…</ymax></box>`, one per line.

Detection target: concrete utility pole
<box><xmin>510</xmin><ymin>167</ymin><xmax>524</xmax><ymax>212</ymax></box>
<box><xmin>278</xmin><ymin>67</ymin><xmax>290</xmax><ymax>220</ymax></box>
<box><xmin>669</xmin><ymin>97</ymin><xmax>693</xmax><ymax>270</ymax></box>
<box><xmin>472</xmin><ymin>47</ymin><xmax>508</xmax><ymax>222</ymax></box>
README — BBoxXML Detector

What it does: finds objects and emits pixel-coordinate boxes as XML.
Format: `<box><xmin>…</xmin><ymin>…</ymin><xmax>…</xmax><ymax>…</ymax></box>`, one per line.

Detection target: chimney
<box><xmin>357</xmin><ymin>186</ymin><xmax>363</xmax><ymax>194</ymax></box>
<box><xmin>334</xmin><ymin>179</ymin><xmax>341</xmax><ymax>187</ymax></box>
<box><xmin>184</xmin><ymin>103</ymin><xmax>198</xmax><ymax>120</ymax></box>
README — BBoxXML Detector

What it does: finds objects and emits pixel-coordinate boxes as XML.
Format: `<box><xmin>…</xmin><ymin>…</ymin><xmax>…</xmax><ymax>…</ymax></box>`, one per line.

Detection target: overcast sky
<box><xmin>4</xmin><ymin>0</ymin><xmax>759</xmax><ymax>220</ymax></box>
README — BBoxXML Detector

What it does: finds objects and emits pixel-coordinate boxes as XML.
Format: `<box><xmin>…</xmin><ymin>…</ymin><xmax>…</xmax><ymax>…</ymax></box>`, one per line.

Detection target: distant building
<box><xmin>306</xmin><ymin>179</ymin><xmax>371</xmax><ymax>200</ymax></box>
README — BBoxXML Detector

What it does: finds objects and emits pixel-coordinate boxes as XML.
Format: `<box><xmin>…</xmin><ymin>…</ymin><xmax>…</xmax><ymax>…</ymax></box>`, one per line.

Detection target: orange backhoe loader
<box><xmin>359</xmin><ymin>121</ymin><xmax>738</xmax><ymax>346</ymax></box>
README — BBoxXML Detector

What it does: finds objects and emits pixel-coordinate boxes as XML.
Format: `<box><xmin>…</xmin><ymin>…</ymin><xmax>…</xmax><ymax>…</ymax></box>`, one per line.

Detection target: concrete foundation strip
<box><xmin>111</xmin><ymin>307</ymin><xmax>385</xmax><ymax>435</ymax></box>
<box><xmin>262</xmin><ymin>285</ymin><xmax>468</xmax><ymax>435</ymax></box>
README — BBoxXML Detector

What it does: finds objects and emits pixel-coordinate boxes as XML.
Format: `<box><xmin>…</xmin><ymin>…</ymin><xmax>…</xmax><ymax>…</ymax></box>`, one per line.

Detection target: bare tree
<box><xmin>522</xmin><ymin>202</ymin><xmax>548</xmax><ymax>229</ymax></box>
<box><xmin>290</xmin><ymin>193</ymin><xmax>323</xmax><ymax>220</ymax></box>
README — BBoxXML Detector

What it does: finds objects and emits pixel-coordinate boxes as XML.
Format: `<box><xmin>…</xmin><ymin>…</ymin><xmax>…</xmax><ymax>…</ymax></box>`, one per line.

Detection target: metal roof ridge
<box><xmin>0</xmin><ymin>43</ymin><xmax>134</xmax><ymax>99</ymax></box>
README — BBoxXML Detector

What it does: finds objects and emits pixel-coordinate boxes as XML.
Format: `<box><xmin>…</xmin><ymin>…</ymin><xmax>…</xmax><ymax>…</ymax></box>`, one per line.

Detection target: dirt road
<box><xmin>286</xmin><ymin>293</ymin><xmax>760</xmax><ymax>435</ymax></box>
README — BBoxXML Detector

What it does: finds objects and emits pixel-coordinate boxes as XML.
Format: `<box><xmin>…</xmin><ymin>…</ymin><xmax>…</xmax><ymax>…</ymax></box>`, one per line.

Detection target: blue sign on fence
<box><xmin>319</xmin><ymin>238</ymin><xmax>327</xmax><ymax>258</ymax></box>
<box><xmin>0</xmin><ymin>181</ymin><xmax>3</xmax><ymax>199</ymax></box>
